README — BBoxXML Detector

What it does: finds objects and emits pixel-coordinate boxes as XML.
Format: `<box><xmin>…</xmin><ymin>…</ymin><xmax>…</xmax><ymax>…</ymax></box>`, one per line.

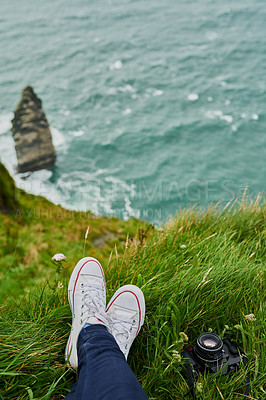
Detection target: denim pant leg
<box><xmin>65</xmin><ymin>324</ymin><xmax>149</xmax><ymax>400</ymax></box>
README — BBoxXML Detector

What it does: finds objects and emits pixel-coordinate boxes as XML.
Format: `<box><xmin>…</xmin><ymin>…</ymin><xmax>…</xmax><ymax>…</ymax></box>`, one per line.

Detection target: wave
<box><xmin>205</xmin><ymin>110</ymin><xmax>233</xmax><ymax>123</ymax></box>
<box><xmin>50</xmin><ymin>127</ymin><xmax>66</xmax><ymax>148</ymax></box>
<box><xmin>188</xmin><ymin>93</ymin><xmax>199</xmax><ymax>101</ymax></box>
<box><xmin>109</xmin><ymin>60</ymin><xmax>123</xmax><ymax>71</ymax></box>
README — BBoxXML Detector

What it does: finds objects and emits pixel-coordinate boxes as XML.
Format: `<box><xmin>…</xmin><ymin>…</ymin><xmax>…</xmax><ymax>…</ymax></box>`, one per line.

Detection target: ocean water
<box><xmin>0</xmin><ymin>0</ymin><xmax>265</xmax><ymax>223</ymax></box>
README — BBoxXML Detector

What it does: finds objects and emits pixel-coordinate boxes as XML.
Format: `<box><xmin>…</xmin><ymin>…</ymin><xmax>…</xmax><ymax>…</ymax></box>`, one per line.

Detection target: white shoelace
<box><xmin>107</xmin><ymin>313</ymin><xmax>136</xmax><ymax>346</ymax></box>
<box><xmin>81</xmin><ymin>282</ymin><xmax>109</xmax><ymax>325</ymax></box>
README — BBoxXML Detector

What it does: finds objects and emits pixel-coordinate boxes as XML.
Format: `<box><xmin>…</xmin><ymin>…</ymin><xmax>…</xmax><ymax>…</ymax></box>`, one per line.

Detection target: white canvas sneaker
<box><xmin>65</xmin><ymin>257</ymin><xmax>107</xmax><ymax>369</ymax></box>
<box><xmin>106</xmin><ymin>285</ymin><xmax>145</xmax><ymax>359</ymax></box>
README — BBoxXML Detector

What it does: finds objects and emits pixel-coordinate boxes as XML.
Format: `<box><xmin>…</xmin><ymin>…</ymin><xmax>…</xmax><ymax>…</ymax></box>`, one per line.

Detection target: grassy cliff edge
<box><xmin>0</xmin><ymin>162</ymin><xmax>19</xmax><ymax>213</ymax></box>
<box><xmin>0</xmin><ymin>163</ymin><xmax>265</xmax><ymax>399</ymax></box>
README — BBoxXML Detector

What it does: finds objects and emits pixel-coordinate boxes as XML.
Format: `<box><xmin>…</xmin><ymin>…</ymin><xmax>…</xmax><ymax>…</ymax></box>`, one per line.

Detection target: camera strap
<box><xmin>184</xmin><ymin>359</ymin><xmax>196</xmax><ymax>400</ymax></box>
<box><xmin>184</xmin><ymin>356</ymin><xmax>250</xmax><ymax>400</ymax></box>
<box><xmin>242</xmin><ymin>356</ymin><xmax>251</xmax><ymax>398</ymax></box>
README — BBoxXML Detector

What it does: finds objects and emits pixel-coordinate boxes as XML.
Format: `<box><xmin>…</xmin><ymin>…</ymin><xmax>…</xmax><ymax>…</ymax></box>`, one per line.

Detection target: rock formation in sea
<box><xmin>11</xmin><ymin>86</ymin><xmax>56</xmax><ymax>173</ymax></box>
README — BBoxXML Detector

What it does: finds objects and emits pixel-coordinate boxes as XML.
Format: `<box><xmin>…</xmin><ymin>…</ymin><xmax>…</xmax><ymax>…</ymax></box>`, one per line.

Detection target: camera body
<box><xmin>182</xmin><ymin>332</ymin><xmax>246</xmax><ymax>379</ymax></box>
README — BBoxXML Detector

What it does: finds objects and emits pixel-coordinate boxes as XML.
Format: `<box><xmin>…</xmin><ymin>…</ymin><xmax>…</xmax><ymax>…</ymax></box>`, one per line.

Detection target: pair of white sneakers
<box><xmin>65</xmin><ymin>257</ymin><xmax>145</xmax><ymax>369</ymax></box>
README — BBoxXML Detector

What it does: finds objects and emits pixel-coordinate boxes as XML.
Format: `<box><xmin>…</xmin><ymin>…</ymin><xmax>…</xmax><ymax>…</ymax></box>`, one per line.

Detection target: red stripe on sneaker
<box><xmin>66</xmin><ymin>259</ymin><xmax>106</xmax><ymax>359</ymax></box>
<box><xmin>106</xmin><ymin>290</ymin><xmax>142</xmax><ymax>336</ymax></box>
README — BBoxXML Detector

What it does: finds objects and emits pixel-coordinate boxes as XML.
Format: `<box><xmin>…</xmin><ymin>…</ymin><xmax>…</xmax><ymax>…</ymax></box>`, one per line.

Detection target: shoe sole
<box><xmin>65</xmin><ymin>257</ymin><xmax>106</xmax><ymax>367</ymax></box>
<box><xmin>106</xmin><ymin>284</ymin><xmax>145</xmax><ymax>338</ymax></box>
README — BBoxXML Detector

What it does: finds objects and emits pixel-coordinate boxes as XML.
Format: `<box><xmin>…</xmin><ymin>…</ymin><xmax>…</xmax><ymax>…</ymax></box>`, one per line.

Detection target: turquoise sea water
<box><xmin>0</xmin><ymin>0</ymin><xmax>265</xmax><ymax>222</ymax></box>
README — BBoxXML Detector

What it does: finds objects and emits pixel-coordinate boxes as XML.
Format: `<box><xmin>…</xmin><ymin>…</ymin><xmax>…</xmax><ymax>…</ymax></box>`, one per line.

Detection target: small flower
<box><xmin>157</xmin><ymin>228</ymin><xmax>164</xmax><ymax>233</ymax></box>
<box><xmin>234</xmin><ymin>324</ymin><xmax>241</xmax><ymax>330</ymax></box>
<box><xmin>196</xmin><ymin>383</ymin><xmax>203</xmax><ymax>393</ymax></box>
<box><xmin>180</xmin><ymin>244</ymin><xmax>187</xmax><ymax>249</ymax></box>
<box><xmin>244</xmin><ymin>313</ymin><xmax>256</xmax><ymax>322</ymax></box>
<box><xmin>224</xmin><ymin>325</ymin><xmax>230</xmax><ymax>330</ymax></box>
<box><xmin>58</xmin><ymin>281</ymin><xmax>64</xmax><ymax>289</ymax></box>
<box><xmin>52</xmin><ymin>253</ymin><xmax>66</xmax><ymax>262</ymax></box>
<box><xmin>172</xmin><ymin>350</ymin><xmax>182</xmax><ymax>363</ymax></box>
<box><xmin>179</xmin><ymin>332</ymin><xmax>189</xmax><ymax>342</ymax></box>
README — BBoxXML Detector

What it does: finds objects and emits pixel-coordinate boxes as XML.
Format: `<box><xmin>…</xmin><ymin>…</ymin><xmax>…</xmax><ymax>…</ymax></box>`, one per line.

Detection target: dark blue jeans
<box><xmin>65</xmin><ymin>324</ymin><xmax>149</xmax><ymax>400</ymax></box>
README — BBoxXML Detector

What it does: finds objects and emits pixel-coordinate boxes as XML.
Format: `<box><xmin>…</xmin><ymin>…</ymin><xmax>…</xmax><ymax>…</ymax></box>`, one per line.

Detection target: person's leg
<box><xmin>64</xmin><ymin>257</ymin><xmax>148</xmax><ymax>400</ymax></box>
<box><xmin>65</xmin><ymin>324</ymin><xmax>148</xmax><ymax>400</ymax></box>
<box><xmin>65</xmin><ymin>257</ymin><xmax>107</xmax><ymax>369</ymax></box>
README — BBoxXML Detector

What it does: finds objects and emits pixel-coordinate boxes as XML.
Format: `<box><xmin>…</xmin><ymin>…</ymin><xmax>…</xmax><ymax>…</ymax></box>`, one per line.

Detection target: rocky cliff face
<box><xmin>11</xmin><ymin>87</ymin><xmax>56</xmax><ymax>173</ymax></box>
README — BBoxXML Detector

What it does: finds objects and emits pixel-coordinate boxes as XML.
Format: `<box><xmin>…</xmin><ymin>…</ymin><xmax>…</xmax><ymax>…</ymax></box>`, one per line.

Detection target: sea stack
<box><xmin>11</xmin><ymin>86</ymin><xmax>56</xmax><ymax>173</ymax></box>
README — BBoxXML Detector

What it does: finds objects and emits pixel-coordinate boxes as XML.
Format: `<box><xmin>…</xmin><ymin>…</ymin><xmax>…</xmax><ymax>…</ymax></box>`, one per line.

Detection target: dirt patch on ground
<box><xmin>92</xmin><ymin>230</ymin><xmax>118</xmax><ymax>249</ymax></box>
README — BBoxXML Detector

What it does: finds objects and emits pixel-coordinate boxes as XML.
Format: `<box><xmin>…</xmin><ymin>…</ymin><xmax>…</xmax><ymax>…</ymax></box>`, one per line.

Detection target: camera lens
<box><xmin>194</xmin><ymin>333</ymin><xmax>223</xmax><ymax>362</ymax></box>
<box><xmin>202</xmin><ymin>338</ymin><xmax>217</xmax><ymax>348</ymax></box>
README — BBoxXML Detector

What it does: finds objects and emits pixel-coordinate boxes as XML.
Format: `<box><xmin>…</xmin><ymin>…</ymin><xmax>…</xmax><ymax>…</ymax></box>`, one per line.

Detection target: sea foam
<box><xmin>205</xmin><ymin>110</ymin><xmax>233</xmax><ymax>123</ymax></box>
<box><xmin>123</xmin><ymin>108</ymin><xmax>132</xmax><ymax>115</ymax></box>
<box><xmin>72</xmin><ymin>130</ymin><xmax>85</xmax><ymax>137</ymax></box>
<box><xmin>188</xmin><ymin>93</ymin><xmax>199</xmax><ymax>101</ymax></box>
<box><xmin>153</xmin><ymin>89</ymin><xmax>164</xmax><ymax>97</ymax></box>
<box><xmin>109</xmin><ymin>60</ymin><xmax>123</xmax><ymax>71</ymax></box>
<box><xmin>0</xmin><ymin>113</ymin><xmax>13</xmax><ymax>135</ymax></box>
<box><xmin>51</xmin><ymin>127</ymin><xmax>65</xmax><ymax>147</ymax></box>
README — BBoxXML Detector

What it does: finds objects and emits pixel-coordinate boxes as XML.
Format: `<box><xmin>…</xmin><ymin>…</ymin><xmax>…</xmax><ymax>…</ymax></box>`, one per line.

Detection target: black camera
<box><xmin>182</xmin><ymin>333</ymin><xmax>250</xmax><ymax>399</ymax></box>
<box><xmin>182</xmin><ymin>332</ymin><xmax>247</xmax><ymax>379</ymax></box>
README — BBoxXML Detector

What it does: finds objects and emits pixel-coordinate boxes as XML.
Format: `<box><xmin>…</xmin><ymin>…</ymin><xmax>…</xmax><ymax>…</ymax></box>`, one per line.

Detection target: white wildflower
<box><xmin>52</xmin><ymin>253</ymin><xmax>66</xmax><ymax>262</ymax></box>
<box><xmin>224</xmin><ymin>325</ymin><xmax>230</xmax><ymax>330</ymax></box>
<box><xmin>196</xmin><ymin>382</ymin><xmax>203</xmax><ymax>393</ymax></box>
<box><xmin>244</xmin><ymin>313</ymin><xmax>256</xmax><ymax>322</ymax></box>
<box><xmin>180</xmin><ymin>244</ymin><xmax>187</xmax><ymax>249</ymax></box>
<box><xmin>208</xmin><ymin>328</ymin><xmax>213</xmax><ymax>332</ymax></box>
<box><xmin>234</xmin><ymin>324</ymin><xmax>241</xmax><ymax>330</ymax></box>
<box><xmin>179</xmin><ymin>332</ymin><xmax>189</xmax><ymax>342</ymax></box>
<box><xmin>172</xmin><ymin>350</ymin><xmax>182</xmax><ymax>363</ymax></box>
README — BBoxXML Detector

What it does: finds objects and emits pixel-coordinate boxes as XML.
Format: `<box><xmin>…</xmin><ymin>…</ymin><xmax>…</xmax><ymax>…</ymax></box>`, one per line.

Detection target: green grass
<box><xmin>0</xmin><ymin>195</ymin><xmax>265</xmax><ymax>399</ymax></box>
<box><xmin>0</xmin><ymin>187</ymin><xmax>144</xmax><ymax>302</ymax></box>
<box><xmin>0</xmin><ymin>162</ymin><xmax>19</xmax><ymax>213</ymax></box>
<box><xmin>0</xmin><ymin>164</ymin><xmax>265</xmax><ymax>398</ymax></box>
